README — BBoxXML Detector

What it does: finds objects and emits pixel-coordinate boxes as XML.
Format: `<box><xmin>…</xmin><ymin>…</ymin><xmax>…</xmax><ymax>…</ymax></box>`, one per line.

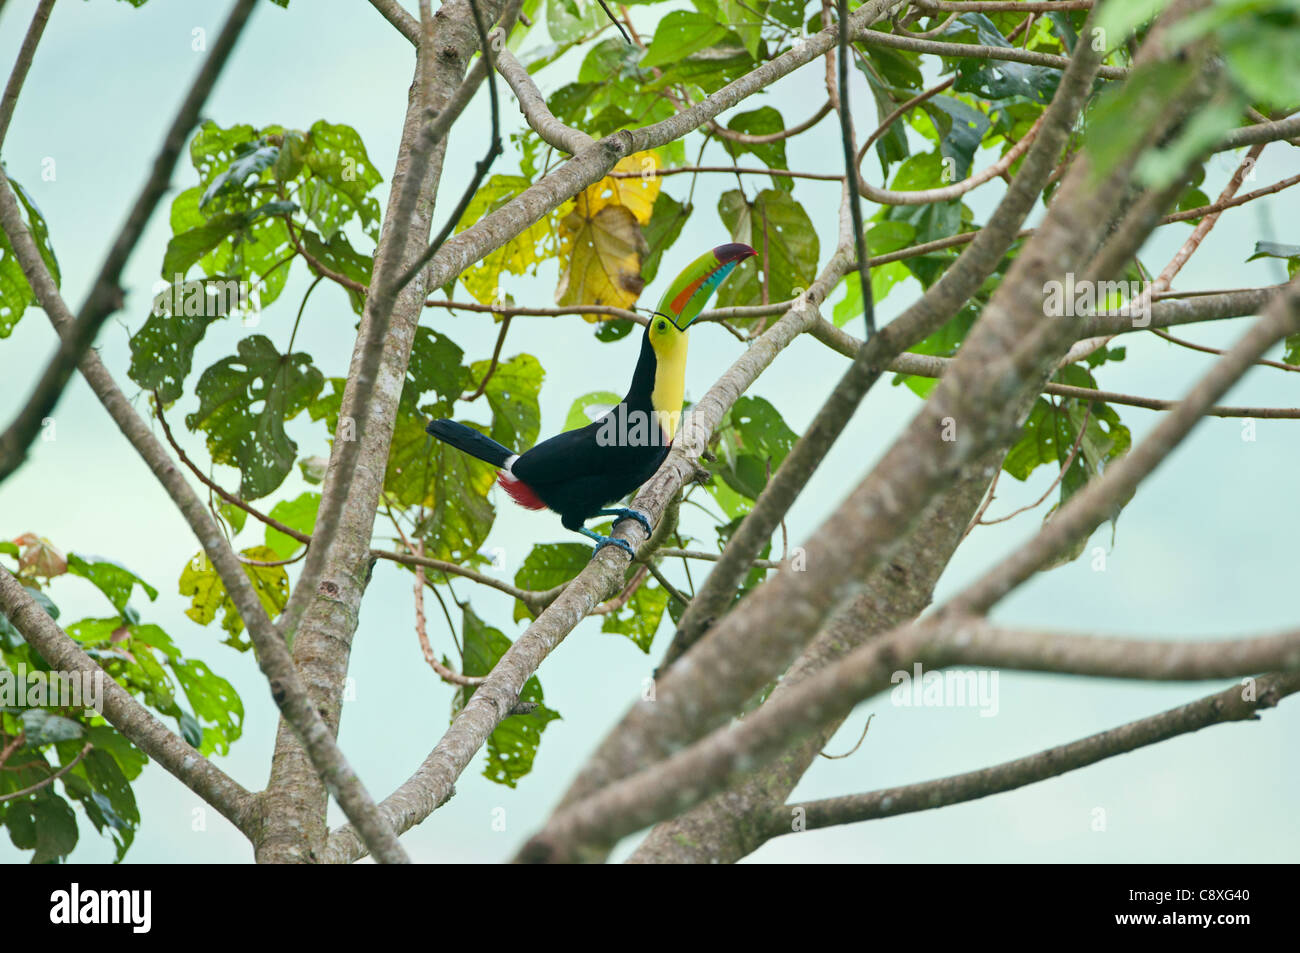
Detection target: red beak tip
<box><xmin>713</xmin><ymin>242</ymin><xmax>758</xmax><ymax>263</ymax></box>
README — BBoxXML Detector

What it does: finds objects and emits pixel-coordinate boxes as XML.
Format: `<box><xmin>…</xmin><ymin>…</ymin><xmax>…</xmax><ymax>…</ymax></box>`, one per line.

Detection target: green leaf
<box><xmin>600</xmin><ymin>576</ymin><xmax>669</xmax><ymax>652</ymax></box>
<box><xmin>220</xmin><ymin>503</ymin><xmax>248</xmax><ymax>533</ymax></box>
<box><xmin>564</xmin><ymin>390</ymin><xmax>620</xmax><ymax>432</ymax></box>
<box><xmin>473</xmin><ymin>353</ymin><xmax>545</xmax><ymax>450</ymax></box>
<box><xmin>641</xmin><ymin>11</ymin><xmax>730</xmax><ymax>69</ymax></box>
<box><xmin>1095</xmin><ymin>0</ymin><xmax>1171</xmax><ymax>43</ymax></box>
<box><xmin>127</xmin><ymin>299</ymin><xmax>221</xmax><ymax>404</ymax></box>
<box><xmin>297</xmin><ymin>230</ymin><xmax>372</xmax><ymax>313</ymax></box>
<box><xmin>512</xmin><ymin>542</ymin><xmax>590</xmax><ymax>621</ymax></box>
<box><xmin>178</xmin><ymin>547</ymin><xmax>289</xmax><ymax>647</ymax></box>
<box><xmin>6</xmin><ymin>793</ymin><xmax>79</xmax><ymax>863</ymax></box>
<box><xmin>547</xmin><ymin>0</ymin><xmax>605</xmax><ymax>44</ymax></box>
<box><xmin>721</xmin><ymin>106</ymin><xmax>793</xmax><ymax>192</ymax></box>
<box><xmin>384</xmin><ymin>407</ymin><xmax>497</xmax><ymax>562</ymax></box>
<box><xmin>62</xmin><ymin>746</ymin><xmax>138</xmax><ymax>862</ymax></box>
<box><xmin>65</xmin><ymin>554</ymin><xmax>158</xmax><ymax>616</ymax></box>
<box><xmin>20</xmin><ymin>709</ymin><xmax>84</xmax><ymax>745</ymax></box>
<box><xmin>642</xmin><ymin>193</ymin><xmax>692</xmax><ymax>284</ymax></box>
<box><xmin>920</xmin><ymin>96</ymin><xmax>991</xmax><ymax>181</ymax></box>
<box><xmin>453</xmin><ymin>607</ymin><xmax>559</xmax><ymax>787</ymax></box>
<box><xmin>713</xmin><ymin>395</ymin><xmax>798</xmax><ymax>499</ymax></box>
<box><xmin>297</xmin><ymin>120</ymin><xmax>384</xmax><ymax>241</ymax></box>
<box><xmin>833</xmin><ymin>261</ymin><xmax>911</xmax><ymax>326</ymax></box>
<box><xmin>0</xmin><ymin>176</ymin><xmax>61</xmax><ymax>338</ymax></box>
<box><xmin>406</xmin><ymin>327</ymin><xmax>469</xmax><ymax>406</ymax></box>
<box><xmin>171</xmin><ymin>658</ymin><xmax>243</xmax><ymax>755</ymax></box>
<box><xmin>717</xmin><ymin>0</ymin><xmax>763</xmax><ymax>58</ymax></box>
<box><xmin>200</xmin><ymin>142</ymin><xmax>279</xmax><ymax>209</ymax></box>
<box><xmin>1284</xmin><ymin>333</ymin><xmax>1300</xmax><ymax>366</ymax></box>
<box><xmin>716</xmin><ymin>189</ymin><xmax>819</xmax><ymax>309</ymax></box>
<box><xmin>947</xmin><ymin>14</ymin><xmax>1062</xmax><ymax>104</ymax></box>
<box><xmin>264</xmin><ymin>492</ymin><xmax>319</xmax><ymax>560</ymax></box>
<box><xmin>186</xmin><ymin>335</ymin><xmax>324</xmax><ymax>500</ymax></box>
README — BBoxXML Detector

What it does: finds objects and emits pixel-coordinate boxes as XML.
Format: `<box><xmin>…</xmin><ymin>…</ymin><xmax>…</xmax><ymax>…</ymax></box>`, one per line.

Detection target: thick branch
<box><xmin>767</xmin><ymin>671</ymin><xmax>1300</xmax><ymax>838</ymax></box>
<box><xmin>0</xmin><ymin>569</ymin><xmax>256</xmax><ymax>833</ymax></box>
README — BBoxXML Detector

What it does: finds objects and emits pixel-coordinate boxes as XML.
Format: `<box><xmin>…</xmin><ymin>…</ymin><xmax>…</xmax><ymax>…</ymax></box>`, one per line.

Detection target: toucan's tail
<box><xmin>426</xmin><ymin>419</ymin><xmax>515</xmax><ymax>468</ymax></box>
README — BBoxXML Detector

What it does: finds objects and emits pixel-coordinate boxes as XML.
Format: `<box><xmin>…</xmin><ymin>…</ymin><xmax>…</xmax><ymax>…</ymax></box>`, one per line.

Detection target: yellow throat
<box><xmin>649</xmin><ymin>324</ymin><xmax>689</xmax><ymax>442</ymax></box>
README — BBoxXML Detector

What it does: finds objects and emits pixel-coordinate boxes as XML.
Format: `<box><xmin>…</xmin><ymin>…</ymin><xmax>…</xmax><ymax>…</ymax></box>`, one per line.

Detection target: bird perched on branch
<box><xmin>427</xmin><ymin>242</ymin><xmax>756</xmax><ymax>557</ymax></box>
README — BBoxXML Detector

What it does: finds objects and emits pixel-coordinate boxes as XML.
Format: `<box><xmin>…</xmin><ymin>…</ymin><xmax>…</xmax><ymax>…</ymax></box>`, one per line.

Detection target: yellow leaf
<box><xmin>555</xmin><ymin>153</ymin><xmax>660</xmax><ymax>311</ymax></box>
<box><xmin>556</xmin><ymin>205</ymin><xmax>648</xmax><ymax>310</ymax></box>
<box><xmin>576</xmin><ymin>153</ymin><xmax>661</xmax><ymax>226</ymax></box>
<box><xmin>455</xmin><ymin>174</ymin><xmax>557</xmax><ymax>305</ymax></box>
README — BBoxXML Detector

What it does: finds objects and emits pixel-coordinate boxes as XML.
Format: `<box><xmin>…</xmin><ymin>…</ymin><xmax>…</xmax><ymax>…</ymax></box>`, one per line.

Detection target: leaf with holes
<box><xmin>66</xmin><ymin>554</ymin><xmax>158</xmax><ymax>616</ymax></box>
<box><xmin>186</xmin><ymin>335</ymin><xmax>323</xmax><ymax>500</ymax></box>
<box><xmin>716</xmin><ymin>189</ymin><xmax>819</xmax><ymax>310</ymax></box>
<box><xmin>452</xmin><ymin>607</ymin><xmax>560</xmax><ymax>788</ymax></box>
<box><xmin>473</xmin><ymin>353</ymin><xmax>544</xmax><ymax>450</ymax></box>
<box><xmin>601</xmin><ymin>576</ymin><xmax>669</xmax><ymax>653</ymax></box>
<box><xmin>455</xmin><ymin>174</ymin><xmax>557</xmax><ymax>305</ymax></box>
<box><xmin>555</xmin><ymin>155</ymin><xmax>660</xmax><ymax>311</ymax></box>
<box><xmin>178</xmin><ymin>547</ymin><xmax>289</xmax><ymax>649</ymax></box>
<box><xmin>512</xmin><ymin>542</ymin><xmax>590</xmax><ymax>621</ymax></box>
<box><xmin>0</xmin><ymin>177</ymin><xmax>61</xmax><ymax>338</ymax></box>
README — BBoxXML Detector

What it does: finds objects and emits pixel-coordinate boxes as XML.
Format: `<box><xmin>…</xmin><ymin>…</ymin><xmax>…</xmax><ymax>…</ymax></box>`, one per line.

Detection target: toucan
<box><xmin>427</xmin><ymin>242</ymin><xmax>756</xmax><ymax>557</ymax></box>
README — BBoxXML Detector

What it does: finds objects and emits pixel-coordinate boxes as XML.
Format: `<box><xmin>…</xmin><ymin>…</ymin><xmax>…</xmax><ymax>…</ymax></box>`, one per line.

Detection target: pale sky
<box><xmin>0</xmin><ymin>0</ymin><xmax>1296</xmax><ymax>863</ymax></box>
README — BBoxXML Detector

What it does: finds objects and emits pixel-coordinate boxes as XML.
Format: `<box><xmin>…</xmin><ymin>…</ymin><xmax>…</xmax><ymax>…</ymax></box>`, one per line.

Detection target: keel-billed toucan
<box><xmin>427</xmin><ymin>242</ymin><xmax>756</xmax><ymax>557</ymax></box>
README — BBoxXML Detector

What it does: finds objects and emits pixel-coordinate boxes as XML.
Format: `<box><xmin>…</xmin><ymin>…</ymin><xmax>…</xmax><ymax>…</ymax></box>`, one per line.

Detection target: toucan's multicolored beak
<box><xmin>655</xmin><ymin>243</ymin><xmax>757</xmax><ymax>330</ymax></box>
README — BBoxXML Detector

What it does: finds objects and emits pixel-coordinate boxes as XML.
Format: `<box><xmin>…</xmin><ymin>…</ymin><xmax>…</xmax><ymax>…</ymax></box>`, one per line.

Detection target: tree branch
<box><xmin>0</xmin><ymin>570</ymin><xmax>256</xmax><ymax>832</ymax></box>
<box><xmin>0</xmin><ymin>0</ymin><xmax>55</xmax><ymax>149</ymax></box>
<box><xmin>767</xmin><ymin>671</ymin><xmax>1300</xmax><ymax>839</ymax></box>
<box><xmin>0</xmin><ymin>0</ymin><xmax>258</xmax><ymax>484</ymax></box>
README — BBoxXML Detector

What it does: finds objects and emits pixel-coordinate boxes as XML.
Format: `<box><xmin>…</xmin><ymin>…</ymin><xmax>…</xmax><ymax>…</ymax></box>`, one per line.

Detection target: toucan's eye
<box><xmin>656</xmin><ymin>319</ymin><xmax>668</xmax><ymax>332</ymax></box>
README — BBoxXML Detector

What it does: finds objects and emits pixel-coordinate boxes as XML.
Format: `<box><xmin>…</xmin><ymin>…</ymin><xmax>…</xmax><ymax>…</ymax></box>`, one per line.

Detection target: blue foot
<box><xmin>596</xmin><ymin>507</ymin><xmax>653</xmax><ymax>537</ymax></box>
<box><xmin>578</xmin><ymin>527</ymin><xmax>635</xmax><ymax>559</ymax></box>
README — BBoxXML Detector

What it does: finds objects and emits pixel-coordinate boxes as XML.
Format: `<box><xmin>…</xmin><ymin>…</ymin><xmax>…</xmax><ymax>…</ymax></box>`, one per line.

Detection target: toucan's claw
<box><xmin>592</xmin><ymin>536</ymin><xmax>636</xmax><ymax>559</ymax></box>
<box><xmin>597</xmin><ymin>507</ymin><xmax>653</xmax><ymax>537</ymax></box>
<box><xmin>578</xmin><ymin>526</ymin><xmax>636</xmax><ymax>559</ymax></box>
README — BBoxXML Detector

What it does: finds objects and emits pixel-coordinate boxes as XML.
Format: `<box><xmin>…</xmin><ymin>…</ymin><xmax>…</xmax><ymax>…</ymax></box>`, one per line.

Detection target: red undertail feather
<box><xmin>498</xmin><ymin>472</ymin><xmax>546</xmax><ymax>510</ymax></box>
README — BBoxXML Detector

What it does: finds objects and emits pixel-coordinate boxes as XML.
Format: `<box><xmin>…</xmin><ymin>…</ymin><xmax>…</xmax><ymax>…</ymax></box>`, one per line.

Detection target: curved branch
<box><xmin>0</xmin><ymin>571</ymin><xmax>256</xmax><ymax>830</ymax></box>
<box><xmin>368</xmin><ymin>0</ymin><xmax>421</xmax><ymax>45</ymax></box>
<box><xmin>0</xmin><ymin>742</ymin><xmax>92</xmax><ymax>803</ymax></box>
<box><xmin>706</xmin><ymin>99</ymin><xmax>833</xmax><ymax>144</ymax></box>
<box><xmin>856</xmin><ymin>29</ymin><xmax>1128</xmax><ymax>80</ymax></box>
<box><xmin>494</xmin><ymin>46</ymin><xmax>594</xmax><ymax>155</ymax></box>
<box><xmin>768</xmin><ymin>670</ymin><xmax>1300</xmax><ymax>839</ymax></box>
<box><xmin>858</xmin><ymin>115</ymin><xmax>1042</xmax><ymax>205</ymax></box>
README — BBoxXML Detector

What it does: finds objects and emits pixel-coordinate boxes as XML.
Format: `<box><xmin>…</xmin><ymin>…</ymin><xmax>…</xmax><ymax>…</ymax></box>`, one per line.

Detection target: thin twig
<box><xmin>466</xmin><ymin>315</ymin><xmax>513</xmax><ymax>400</ymax></box>
<box><xmin>836</xmin><ymin>0</ymin><xmax>874</xmax><ymax>336</ymax></box>
<box><xmin>981</xmin><ymin>404</ymin><xmax>1090</xmax><ymax>526</ymax></box>
<box><xmin>0</xmin><ymin>742</ymin><xmax>93</xmax><ymax>803</ymax></box>
<box><xmin>818</xmin><ymin>713</ymin><xmax>873</xmax><ymax>760</ymax></box>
